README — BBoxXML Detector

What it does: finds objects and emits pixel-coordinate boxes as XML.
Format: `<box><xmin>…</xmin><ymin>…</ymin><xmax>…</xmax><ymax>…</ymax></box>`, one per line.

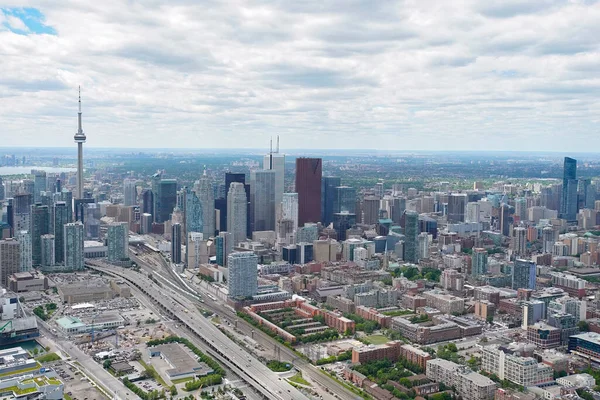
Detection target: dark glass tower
<box><xmin>295</xmin><ymin>158</ymin><xmax>322</xmax><ymax>226</ymax></box>
<box><xmin>321</xmin><ymin>176</ymin><xmax>341</xmax><ymax>226</ymax></box>
<box><xmin>561</xmin><ymin>157</ymin><xmax>577</xmax><ymax>221</ymax></box>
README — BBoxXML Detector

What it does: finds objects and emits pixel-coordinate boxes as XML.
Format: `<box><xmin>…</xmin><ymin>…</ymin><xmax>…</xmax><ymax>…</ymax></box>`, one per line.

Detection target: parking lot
<box><xmin>45</xmin><ymin>360</ymin><xmax>107</xmax><ymax>400</ymax></box>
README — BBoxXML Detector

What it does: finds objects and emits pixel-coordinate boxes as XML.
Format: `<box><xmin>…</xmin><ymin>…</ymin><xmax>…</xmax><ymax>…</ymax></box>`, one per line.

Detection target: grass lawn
<box><xmin>138</xmin><ymin>359</ymin><xmax>169</xmax><ymax>388</ymax></box>
<box><xmin>288</xmin><ymin>372</ymin><xmax>311</xmax><ymax>386</ymax></box>
<box><xmin>363</xmin><ymin>335</ymin><xmax>389</xmax><ymax>345</ymax></box>
<box><xmin>36</xmin><ymin>353</ymin><xmax>62</xmax><ymax>363</ymax></box>
<box><xmin>64</xmin><ymin>395</ymin><xmax>73</xmax><ymax>400</ymax></box>
<box><xmin>171</xmin><ymin>377</ymin><xmax>194</xmax><ymax>384</ymax></box>
<box><xmin>211</xmin><ymin>316</ymin><xmax>221</xmax><ymax>325</ymax></box>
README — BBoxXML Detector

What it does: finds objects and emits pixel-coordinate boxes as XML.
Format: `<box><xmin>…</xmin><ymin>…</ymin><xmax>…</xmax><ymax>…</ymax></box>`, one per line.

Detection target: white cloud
<box><xmin>0</xmin><ymin>0</ymin><xmax>599</xmax><ymax>151</ymax></box>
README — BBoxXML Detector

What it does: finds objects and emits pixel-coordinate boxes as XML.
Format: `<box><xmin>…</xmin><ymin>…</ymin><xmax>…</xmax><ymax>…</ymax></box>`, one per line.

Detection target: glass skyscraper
<box><xmin>64</xmin><ymin>222</ymin><xmax>84</xmax><ymax>271</ymax></box>
<box><xmin>403</xmin><ymin>211</ymin><xmax>419</xmax><ymax>263</ymax></box>
<box><xmin>512</xmin><ymin>259</ymin><xmax>536</xmax><ymax>290</ymax></box>
<box><xmin>321</xmin><ymin>176</ymin><xmax>341</xmax><ymax>226</ymax></box>
<box><xmin>561</xmin><ymin>157</ymin><xmax>577</xmax><ymax>221</ymax></box>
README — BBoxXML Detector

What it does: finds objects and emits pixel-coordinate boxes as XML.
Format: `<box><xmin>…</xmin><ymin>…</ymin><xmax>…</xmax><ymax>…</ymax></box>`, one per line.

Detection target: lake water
<box><xmin>0</xmin><ymin>167</ymin><xmax>76</xmax><ymax>176</ymax></box>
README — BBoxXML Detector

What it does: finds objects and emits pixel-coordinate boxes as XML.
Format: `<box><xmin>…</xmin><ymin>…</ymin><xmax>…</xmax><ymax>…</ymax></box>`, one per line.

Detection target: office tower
<box><xmin>281</xmin><ymin>193</ymin><xmax>299</xmax><ymax>229</ymax></box>
<box><xmin>500</xmin><ymin>203</ymin><xmax>513</xmax><ymax>236</ymax></box>
<box><xmin>222</xmin><ymin>172</ymin><xmax>245</xmax><ymax>230</ymax></box>
<box><xmin>31</xmin><ymin>204</ymin><xmax>49</xmax><ymax>266</ymax></box>
<box><xmin>141</xmin><ymin>213</ymin><xmax>152</xmax><ymax>234</ymax></box>
<box><xmin>123</xmin><ymin>178</ymin><xmax>137</xmax><ymax>206</ymax></box>
<box><xmin>466</xmin><ymin>202</ymin><xmax>480</xmax><ymax>223</ymax></box>
<box><xmin>263</xmin><ymin>139</ymin><xmax>285</xmax><ymax>209</ymax></box>
<box><xmin>250</xmin><ymin>170</ymin><xmax>276</xmax><ymax>232</ymax></box>
<box><xmin>561</xmin><ymin>157</ymin><xmax>578</xmax><ymax>221</ymax></box>
<box><xmin>41</xmin><ymin>234</ymin><xmax>55</xmax><ymax>267</ymax></box>
<box><xmin>447</xmin><ymin>193</ymin><xmax>467</xmax><ymax>223</ymax></box>
<box><xmin>277</xmin><ymin>219</ymin><xmax>295</xmax><ymax>250</ymax></box>
<box><xmin>513</xmin><ymin>259</ymin><xmax>536</xmax><ymax>290</ymax></box>
<box><xmin>321</xmin><ymin>176</ymin><xmax>341</xmax><ymax>226</ymax></box>
<box><xmin>216</xmin><ymin>231</ymin><xmax>233</xmax><ymax>267</ymax></box>
<box><xmin>142</xmin><ymin>188</ymin><xmax>154</xmax><ymax>217</ymax></box>
<box><xmin>53</xmin><ymin>201</ymin><xmax>68</xmax><ymax>264</ymax></box>
<box><xmin>418</xmin><ymin>232</ymin><xmax>429</xmax><ymax>260</ymax></box>
<box><xmin>0</xmin><ymin>177</ymin><xmax>4</xmax><ymax>201</ymax></box>
<box><xmin>296</xmin><ymin>223</ymin><xmax>319</xmax><ymax>244</ymax></box>
<box><xmin>107</xmin><ymin>222</ymin><xmax>129</xmax><ymax>263</ymax></box>
<box><xmin>362</xmin><ymin>196</ymin><xmax>380</xmax><ymax>225</ymax></box>
<box><xmin>514</xmin><ymin>198</ymin><xmax>527</xmax><ymax>221</ymax></box>
<box><xmin>60</xmin><ymin>189</ymin><xmax>73</xmax><ymax>223</ymax></box>
<box><xmin>391</xmin><ymin>197</ymin><xmax>406</xmax><ymax>225</ymax></box>
<box><xmin>298</xmin><ymin>242</ymin><xmax>313</xmax><ymax>264</ymax></box>
<box><xmin>195</xmin><ymin>169</ymin><xmax>215</xmax><ymax>239</ymax></box>
<box><xmin>21</xmin><ymin>179</ymin><xmax>34</xmax><ymax>198</ymax></box>
<box><xmin>15</xmin><ymin>231</ymin><xmax>31</xmax><ymax>272</ymax></box>
<box><xmin>227</xmin><ymin>183</ymin><xmax>247</xmax><ymax>246</ymax></box>
<box><xmin>153</xmin><ymin>177</ymin><xmax>177</xmax><ymax>224</ymax></box>
<box><xmin>335</xmin><ymin>186</ymin><xmax>356</xmax><ymax>214</ymax></box>
<box><xmin>0</xmin><ymin>239</ymin><xmax>20</xmax><ymax>287</ymax></box>
<box><xmin>579</xmin><ymin>179</ymin><xmax>596</xmax><ymax>210</ymax></box>
<box><xmin>333</xmin><ymin>212</ymin><xmax>356</xmax><ymax>241</ymax></box>
<box><xmin>512</xmin><ymin>227</ymin><xmax>527</xmax><ymax>256</ymax></box>
<box><xmin>403</xmin><ymin>211</ymin><xmax>419</xmax><ymax>263</ymax></box>
<box><xmin>74</xmin><ymin>87</ymin><xmax>86</xmax><ymax>199</ymax></box>
<box><xmin>472</xmin><ymin>248</ymin><xmax>488</xmax><ymax>277</ymax></box>
<box><xmin>295</xmin><ymin>158</ymin><xmax>322</xmax><ymax>225</ymax></box>
<box><xmin>227</xmin><ymin>252</ymin><xmax>258</xmax><ymax>299</ymax></box>
<box><xmin>33</xmin><ymin>170</ymin><xmax>46</xmax><ymax>203</ymax></box>
<box><xmin>12</xmin><ymin>193</ymin><xmax>32</xmax><ymax>233</ymax></box>
<box><xmin>64</xmin><ymin>222</ymin><xmax>84</xmax><ymax>271</ymax></box>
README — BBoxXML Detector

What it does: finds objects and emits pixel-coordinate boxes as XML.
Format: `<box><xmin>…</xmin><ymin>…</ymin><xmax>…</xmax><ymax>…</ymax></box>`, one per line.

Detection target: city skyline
<box><xmin>2</xmin><ymin>2</ymin><xmax>600</xmax><ymax>151</ymax></box>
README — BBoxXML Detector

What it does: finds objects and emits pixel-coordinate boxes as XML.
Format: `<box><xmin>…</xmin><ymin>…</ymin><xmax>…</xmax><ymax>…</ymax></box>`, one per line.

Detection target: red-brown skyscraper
<box><xmin>295</xmin><ymin>158</ymin><xmax>322</xmax><ymax>226</ymax></box>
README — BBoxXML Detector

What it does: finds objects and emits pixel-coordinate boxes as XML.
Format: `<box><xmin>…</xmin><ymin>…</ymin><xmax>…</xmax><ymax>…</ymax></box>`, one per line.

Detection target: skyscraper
<box><xmin>40</xmin><ymin>234</ymin><xmax>55</xmax><ymax>267</ymax></box>
<box><xmin>74</xmin><ymin>87</ymin><xmax>86</xmax><ymax>200</ymax></box>
<box><xmin>447</xmin><ymin>193</ymin><xmax>467</xmax><ymax>223</ymax></box>
<box><xmin>334</xmin><ymin>186</ymin><xmax>356</xmax><ymax>214</ymax></box>
<box><xmin>142</xmin><ymin>188</ymin><xmax>154</xmax><ymax>216</ymax></box>
<box><xmin>31</xmin><ymin>204</ymin><xmax>49</xmax><ymax>266</ymax></box>
<box><xmin>64</xmin><ymin>222</ymin><xmax>84</xmax><ymax>271</ymax></box>
<box><xmin>195</xmin><ymin>169</ymin><xmax>215</xmax><ymax>239</ymax></box>
<box><xmin>512</xmin><ymin>259</ymin><xmax>536</xmax><ymax>290</ymax></box>
<box><xmin>53</xmin><ymin>201</ymin><xmax>69</xmax><ymax>264</ymax></box>
<box><xmin>281</xmin><ymin>193</ymin><xmax>299</xmax><ymax>228</ymax></box>
<box><xmin>418</xmin><ymin>232</ymin><xmax>429</xmax><ymax>260</ymax></box>
<box><xmin>362</xmin><ymin>196</ymin><xmax>380</xmax><ymax>225</ymax></box>
<box><xmin>0</xmin><ymin>239</ymin><xmax>20</xmax><ymax>287</ymax></box>
<box><xmin>33</xmin><ymin>170</ymin><xmax>46</xmax><ymax>203</ymax></box>
<box><xmin>500</xmin><ymin>203</ymin><xmax>513</xmax><ymax>237</ymax></box>
<box><xmin>295</xmin><ymin>158</ymin><xmax>322</xmax><ymax>225</ymax></box>
<box><xmin>561</xmin><ymin>157</ymin><xmax>578</xmax><ymax>221</ymax></box>
<box><xmin>471</xmin><ymin>248</ymin><xmax>488</xmax><ymax>277</ymax></box>
<box><xmin>227</xmin><ymin>251</ymin><xmax>258</xmax><ymax>299</ymax></box>
<box><xmin>512</xmin><ymin>227</ymin><xmax>527</xmax><ymax>256</ymax></box>
<box><xmin>250</xmin><ymin>169</ymin><xmax>276</xmax><ymax>232</ymax></box>
<box><xmin>153</xmin><ymin>177</ymin><xmax>177</xmax><ymax>223</ymax></box>
<box><xmin>321</xmin><ymin>176</ymin><xmax>341</xmax><ymax>226</ymax></box>
<box><xmin>215</xmin><ymin>231</ymin><xmax>233</xmax><ymax>267</ymax></box>
<box><xmin>171</xmin><ymin>223</ymin><xmax>182</xmax><ymax>264</ymax></box>
<box><xmin>227</xmin><ymin>183</ymin><xmax>247</xmax><ymax>245</ymax></box>
<box><xmin>263</xmin><ymin>139</ymin><xmax>285</xmax><ymax>210</ymax></box>
<box><xmin>15</xmin><ymin>230</ymin><xmax>32</xmax><ymax>272</ymax></box>
<box><xmin>123</xmin><ymin>178</ymin><xmax>137</xmax><ymax>206</ymax></box>
<box><xmin>107</xmin><ymin>222</ymin><xmax>129</xmax><ymax>263</ymax></box>
<box><xmin>403</xmin><ymin>211</ymin><xmax>419</xmax><ymax>263</ymax></box>
<box><xmin>391</xmin><ymin>196</ymin><xmax>406</xmax><ymax>225</ymax></box>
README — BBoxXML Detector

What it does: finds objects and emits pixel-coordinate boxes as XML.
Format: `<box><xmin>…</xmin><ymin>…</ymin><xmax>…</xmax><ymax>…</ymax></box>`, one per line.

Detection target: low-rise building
<box><xmin>422</xmin><ymin>290</ymin><xmax>465</xmax><ymax>314</ymax></box>
<box><xmin>527</xmin><ymin>322</ymin><xmax>561</xmax><ymax>349</ymax></box>
<box><xmin>482</xmin><ymin>345</ymin><xmax>553</xmax><ymax>387</ymax></box>
<box><xmin>8</xmin><ymin>271</ymin><xmax>48</xmax><ymax>292</ymax></box>
<box><xmin>148</xmin><ymin>343</ymin><xmax>213</xmax><ymax>379</ymax></box>
<box><xmin>426</xmin><ymin>359</ymin><xmax>496</xmax><ymax>400</ymax></box>
<box><xmin>556</xmin><ymin>373</ymin><xmax>595</xmax><ymax>389</ymax></box>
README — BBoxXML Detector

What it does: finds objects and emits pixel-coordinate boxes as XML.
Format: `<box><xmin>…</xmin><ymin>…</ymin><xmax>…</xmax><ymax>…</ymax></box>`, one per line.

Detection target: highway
<box><xmin>88</xmin><ymin>261</ymin><xmax>309</xmax><ymax>400</ymax></box>
<box><xmin>131</xmin><ymin>251</ymin><xmax>359</xmax><ymax>400</ymax></box>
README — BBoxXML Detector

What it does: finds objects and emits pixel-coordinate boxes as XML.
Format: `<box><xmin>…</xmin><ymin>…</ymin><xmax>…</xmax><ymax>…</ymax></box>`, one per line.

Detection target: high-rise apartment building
<box><xmin>107</xmin><ymin>222</ymin><xmax>129</xmax><ymax>263</ymax></box>
<box><xmin>15</xmin><ymin>231</ymin><xmax>32</xmax><ymax>272</ymax></box>
<box><xmin>33</xmin><ymin>170</ymin><xmax>47</xmax><ymax>204</ymax></box>
<box><xmin>0</xmin><ymin>239</ymin><xmax>20</xmax><ymax>287</ymax></box>
<box><xmin>250</xmin><ymin>169</ymin><xmax>276</xmax><ymax>232</ymax></box>
<box><xmin>171</xmin><ymin>223</ymin><xmax>182</xmax><ymax>264</ymax></box>
<box><xmin>561</xmin><ymin>157</ymin><xmax>578</xmax><ymax>221</ymax></box>
<box><xmin>123</xmin><ymin>178</ymin><xmax>137</xmax><ymax>206</ymax></box>
<box><xmin>471</xmin><ymin>248</ymin><xmax>488</xmax><ymax>277</ymax></box>
<box><xmin>215</xmin><ymin>231</ymin><xmax>233</xmax><ymax>267</ymax></box>
<box><xmin>512</xmin><ymin>227</ymin><xmax>527</xmax><ymax>256</ymax></box>
<box><xmin>195</xmin><ymin>170</ymin><xmax>215</xmax><ymax>239</ymax></box>
<box><xmin>512</xmin><ymin>259</ymin><xmax>536</xmax><ymax>290</ymax></box>
<box><xmin>40</xmin><ymin>234</ymin><xmax>55</xmax><ymax>267</ymax></box>
<box><xmin>227</xmin><ymin>183</ymin><xmax>247</xmax><ymax>246</ymax></box>
<box><xmin>185</xmin><ymin>189</ymin><xmax>203</xmax><ymax>236</ymax></box>
<box><xmin>295</xmin><ymin>158</ymin><xmax>322</xmax><ymax>225</ymax></box>
<box><xmin>227</xmin><ymin>252</ymin><xmax>258</xmax><ymax>299</ymax></box>
<box><xmin>31</xmin><ymin>204</ymin><xmax>49</xmax><ymax>266</ymax></box>
<box><xmin>321</xmin><ymin>176</ymin><xmax>341</xmax><ymax>226</ymax></box>
<box><xmin>64</xmin><ymin>222</ymin><xmax>84</xmax><ymax>271</ymax></box>
<box><xmin>53</xmin><ymin>201</ymin><xmax>69</xmax><ymax>264</ymax></box>
<box><xmin>404</xmin><ymin>211</ymin><xmax>419</xmax><ymax>263</ymax></box>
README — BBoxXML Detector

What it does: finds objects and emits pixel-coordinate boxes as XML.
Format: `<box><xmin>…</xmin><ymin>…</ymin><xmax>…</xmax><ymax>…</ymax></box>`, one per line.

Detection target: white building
<box><xmin>482</xmin><ymin>345</ymin><xmax>553</xmax><ymax>387</ymax></box>
<box><xmin>426</xmin><ymin>359</ymin><xmax>496</xmax><ymax>400</ymax></box>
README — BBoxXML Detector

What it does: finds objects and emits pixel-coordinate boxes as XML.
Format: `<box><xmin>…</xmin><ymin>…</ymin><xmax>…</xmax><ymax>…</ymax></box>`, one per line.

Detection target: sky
<box><xmin>1</xmin><ymin>1</ymin><xmax>600</xmax><ymax>151</ymax></box>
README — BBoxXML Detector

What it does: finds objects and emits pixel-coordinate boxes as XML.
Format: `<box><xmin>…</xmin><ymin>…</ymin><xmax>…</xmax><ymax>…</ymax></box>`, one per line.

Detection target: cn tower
<box><xmin>74</xmin><ymin>86</ymin><xmax>86</xmax><ymax>199</ymax></box>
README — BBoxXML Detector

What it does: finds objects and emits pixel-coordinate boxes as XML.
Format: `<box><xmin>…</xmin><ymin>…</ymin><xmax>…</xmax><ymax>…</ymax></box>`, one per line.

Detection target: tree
<box><xmin>103</xmin><ymin>359</ymin><xmax>112</xmax><ymax>369</ymax></box>
<box><xmin>486</xmin><ymin>315</ymin><xmax>494</xmax><ymax>324</ymax></box>
<box><xmin>579</xmin><ymin>320</ymin><xmax>590</xmax><ymax>332</ymax></box>
<box><xmin>32</xmin><ymin>348</ymin><xmax>39</xmax><ymax>356</ymax></box>
<box><xmin>170</xmin><ymin>386</ymin><xmax>177</xmax><ymax>396</ymax></box>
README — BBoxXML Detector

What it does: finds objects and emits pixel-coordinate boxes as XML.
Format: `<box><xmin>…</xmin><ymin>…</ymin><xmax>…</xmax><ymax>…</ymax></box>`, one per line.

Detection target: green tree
<box><xmin>103</xmin><ymin>359</ymin><xmax>112</xmax><ymax>369</ymax></box>
<box><xmin>579</xmin><ymin>320</ymin><xmax>590</xmax><ymax>332</ymax></box>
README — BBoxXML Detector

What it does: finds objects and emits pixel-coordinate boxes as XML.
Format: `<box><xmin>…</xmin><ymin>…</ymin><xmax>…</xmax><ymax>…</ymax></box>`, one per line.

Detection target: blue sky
<box><xmin>0</xmin><ymin>1</ymin><xmax>600</xmax><ymax>151</ymax></box>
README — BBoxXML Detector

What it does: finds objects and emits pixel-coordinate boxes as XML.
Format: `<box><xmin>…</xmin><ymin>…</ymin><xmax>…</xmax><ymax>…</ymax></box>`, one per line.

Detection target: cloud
<box><xmin>0</xmin><ymin>1</ymin><xmax>600</xmax><ymax>152</ymax></box>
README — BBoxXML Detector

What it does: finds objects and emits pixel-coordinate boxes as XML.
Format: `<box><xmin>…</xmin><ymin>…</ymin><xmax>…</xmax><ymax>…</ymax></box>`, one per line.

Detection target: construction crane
<box><xmin>0</xmin><ymin>321</ymin><xmax>15</xmax><ymax>338</ymax></box>
<box><xmin>90</xmin><ymin>311</ymin><xmax>103</xmax><ymax>345</ymax></box>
